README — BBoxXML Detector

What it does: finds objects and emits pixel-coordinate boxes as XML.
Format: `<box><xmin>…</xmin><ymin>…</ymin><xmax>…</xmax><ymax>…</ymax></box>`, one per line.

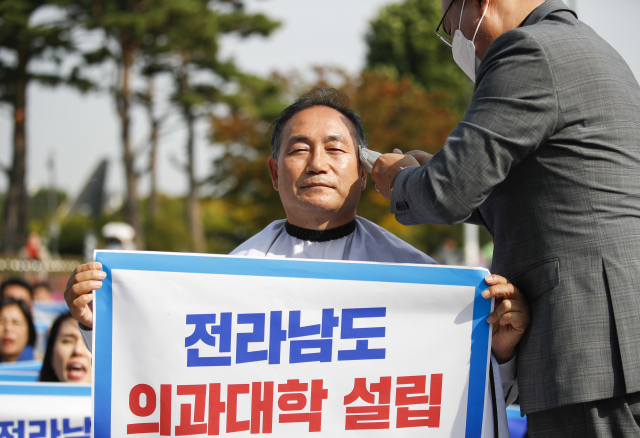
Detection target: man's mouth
<box><xmin>67</xmin><ymin>362</ymin><xmax>87</xmax><ymax>380</ymax></box>
<box><xmin>1</xmin><ymin>338</ymin><xmax>14</xmax><ymax>348</ymax></box>
<box><xmin>301</xmin><ymin>182</ymin><xmax>333</xmax><ymax>189</ymax></box>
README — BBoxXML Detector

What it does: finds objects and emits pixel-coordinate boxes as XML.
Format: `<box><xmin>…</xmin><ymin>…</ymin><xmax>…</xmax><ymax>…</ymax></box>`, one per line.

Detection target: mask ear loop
<box><xmin>458</xmin><ymin>0</ymin><xmax>467</xmax><ymax>31</ymax></box>
<box><xmin>472</xmin><ymin>0</ymin><xmax>489</xmax><ymax>43</ymax></box>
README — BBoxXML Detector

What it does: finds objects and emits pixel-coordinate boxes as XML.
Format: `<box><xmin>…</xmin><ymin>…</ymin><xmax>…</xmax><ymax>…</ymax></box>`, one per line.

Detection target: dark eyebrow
<box><xmin>323</xmin><ymin>134</ymin><xmax>344</xmax><ymax>143</ymax></box>
<box><xmin>286</xmin><ymin>134</ymin><xmax>346</xmax><ymax>147</ymax></box>
<box><xmin>286</xmin><ymin>135</ymin><xmax>312</xmax><ymax>147</ymax></box>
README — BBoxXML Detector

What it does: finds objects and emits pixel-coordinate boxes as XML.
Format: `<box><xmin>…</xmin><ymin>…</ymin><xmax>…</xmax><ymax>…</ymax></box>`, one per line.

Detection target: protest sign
<box><xmin>0</xmin><ymin>382</ymin><xmax>91</xmax><ymax>436</ymax></box>
<box><xmin>93</xmin><ymin>251</ymin><xmax>493</xmax><ymax>437</ymax></box>
<box><xmin>0</xmin><ymin>360</ymin><xmax>41</xmax><ymax>382</ymax></box>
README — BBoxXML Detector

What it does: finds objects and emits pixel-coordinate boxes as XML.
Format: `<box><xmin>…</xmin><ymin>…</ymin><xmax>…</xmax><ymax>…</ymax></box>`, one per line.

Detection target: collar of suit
<box><xmin>521</xmin><ymin>0</ymin><xmax>578</xmax><ymax>28</ymax></box>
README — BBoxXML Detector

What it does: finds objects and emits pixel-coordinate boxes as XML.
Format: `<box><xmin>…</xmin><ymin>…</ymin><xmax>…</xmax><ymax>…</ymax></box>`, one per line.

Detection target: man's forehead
<box><xmin>283</xmin><ymin>106</ymin><xmax>356</xmax><ymax>140</ymax></box>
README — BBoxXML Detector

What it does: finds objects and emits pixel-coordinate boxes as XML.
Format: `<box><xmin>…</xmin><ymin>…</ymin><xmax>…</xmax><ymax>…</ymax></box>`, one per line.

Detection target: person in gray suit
<box><xmin>371</xmin><ymin>0</ymin><xmax>640</xmax><ymax>436</ymax></box>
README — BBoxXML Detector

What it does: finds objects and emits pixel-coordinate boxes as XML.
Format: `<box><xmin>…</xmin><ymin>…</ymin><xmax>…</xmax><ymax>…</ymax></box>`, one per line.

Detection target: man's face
<box><xmin>268</xmin><ymin>106</ymin><xmax>367</xmax><ymax>229</ymax></box>
<box><xmin>3</xmin><ymin>285</ymin><xmax>32</xmax><ymax>309</ymax></box>
<box><xmin>441</xmin><ymin>0</ymin><xmax>480</xmax><ymax>40</ymax></box>
<box><xmin>440</xmin><ymin>0</ymin><xmax>499</xmax><ymax>60</ymax></box>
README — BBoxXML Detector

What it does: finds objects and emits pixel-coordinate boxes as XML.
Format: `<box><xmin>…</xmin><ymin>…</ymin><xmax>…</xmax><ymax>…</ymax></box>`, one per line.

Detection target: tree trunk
<box><xmin>179</xmin><ymin>54</ymin><xmax>205</xmax><ymax>253</ymax></box>
<box><xmin>1</xmin><ymin>56</ymin><xmax>29</xmax><ymax>254</ymax></box>
<box><xmin>117</xmin><ymin>42</ymin><xmax>144</xmax><ymax>249</ymax></box>
<box><xmin>146</xmin><ymin>78</ymin><xmax>159</xmax><ymax>219</ymax></box>
<box><xmin>185</xmin><ymin>107</ymin><xmax>205</xmax><ymax>253</ymax></box>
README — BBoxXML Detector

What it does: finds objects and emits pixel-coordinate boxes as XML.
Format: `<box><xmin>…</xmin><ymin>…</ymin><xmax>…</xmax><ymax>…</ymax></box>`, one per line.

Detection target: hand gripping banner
<box><xmin>92</xmin><ymin>251</ymin><xmax>493</xmax><ymax>437</ymax></box>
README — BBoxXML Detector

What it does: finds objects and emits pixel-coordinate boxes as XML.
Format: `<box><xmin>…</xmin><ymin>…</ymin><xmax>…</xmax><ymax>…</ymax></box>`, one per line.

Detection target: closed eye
<box><xmin>288</xmin><ymin>145</ymin><xmax>310</xmax><ymax>154</ymax></box>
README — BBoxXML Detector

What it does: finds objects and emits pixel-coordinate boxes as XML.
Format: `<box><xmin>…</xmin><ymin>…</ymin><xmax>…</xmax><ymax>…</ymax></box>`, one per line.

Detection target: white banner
<box><xmin>93</xmin><ymin>251</ymin><xmax>492</xmax><ymax>437</ymax></box>
<box><xmin>0</xmin><ymin>382</ymin><xmax>91</xmax><ymax>437</ymax></box>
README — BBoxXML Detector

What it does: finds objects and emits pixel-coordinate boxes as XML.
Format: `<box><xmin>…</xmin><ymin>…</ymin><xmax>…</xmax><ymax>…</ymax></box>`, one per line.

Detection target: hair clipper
<box><xmin>359</xmin><ymin>145</ymin><xmax>382</xmax><ymax>173</ymax></box>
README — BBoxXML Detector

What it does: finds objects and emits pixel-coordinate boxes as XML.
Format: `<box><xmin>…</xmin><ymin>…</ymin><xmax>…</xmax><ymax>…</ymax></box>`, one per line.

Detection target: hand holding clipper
<box><xmin>358</xmin><ymin>145</ymin><xmax>382</xmax><ymax>173</ymax></box>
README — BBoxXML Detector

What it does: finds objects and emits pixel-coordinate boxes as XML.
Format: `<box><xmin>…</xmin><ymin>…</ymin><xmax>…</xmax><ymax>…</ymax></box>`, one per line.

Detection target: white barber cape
<box><xmin>230</xmin><ymin>216</ymin><xmax>438</xmax><ymax>263</ymax></box>
<box><xmin>81</xmin><ymin>216</ymin><xmax>516</xmax><ymax>437</ymax></box>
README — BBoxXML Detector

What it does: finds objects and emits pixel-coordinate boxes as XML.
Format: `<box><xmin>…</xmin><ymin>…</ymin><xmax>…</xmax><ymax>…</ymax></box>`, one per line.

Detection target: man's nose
<box><xmin>306</xmin><ymin>148</ymin><xmax>329</xmax><ymax>173</ymax></box>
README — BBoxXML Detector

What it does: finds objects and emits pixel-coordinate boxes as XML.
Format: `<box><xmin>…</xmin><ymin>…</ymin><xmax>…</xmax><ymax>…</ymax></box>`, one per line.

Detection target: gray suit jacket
<box><xmin>391</xmin><ymin>0</ymin><xmax>640</xmax><ymax>414</ymax></box>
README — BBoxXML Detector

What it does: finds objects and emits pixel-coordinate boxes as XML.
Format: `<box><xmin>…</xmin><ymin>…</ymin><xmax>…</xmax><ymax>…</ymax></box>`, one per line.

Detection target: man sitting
<box><xmin>65</xmin><ymin>87</ymin><xmax>527</xmax><ymax>437</ymax></box>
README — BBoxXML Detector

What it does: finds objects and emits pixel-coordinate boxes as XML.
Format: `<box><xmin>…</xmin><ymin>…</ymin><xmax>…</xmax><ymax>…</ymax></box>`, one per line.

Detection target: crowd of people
<box><xmin>0</xmin><ymin>277</ymin><xmax>92</xmax><ymax>384</ymax></box>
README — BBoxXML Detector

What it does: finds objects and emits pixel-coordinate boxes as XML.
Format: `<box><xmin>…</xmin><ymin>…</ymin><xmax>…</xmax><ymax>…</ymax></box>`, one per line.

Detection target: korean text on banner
<box><xmin>93</xmin><ymin>251</ymin><xmax>492</xmax><ymax>437</ymax></box>
<box><xmin>0</xmin><ymin>382</ymin><xmax>91</xmax><ymax>437</ymax></box>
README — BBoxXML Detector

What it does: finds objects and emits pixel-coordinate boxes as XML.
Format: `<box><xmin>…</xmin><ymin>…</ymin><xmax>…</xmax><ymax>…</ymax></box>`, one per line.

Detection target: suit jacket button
<box><xmin>396</xmin><ymin>201</ymin><xmax>409</xmax><ymax>211</ymax></box>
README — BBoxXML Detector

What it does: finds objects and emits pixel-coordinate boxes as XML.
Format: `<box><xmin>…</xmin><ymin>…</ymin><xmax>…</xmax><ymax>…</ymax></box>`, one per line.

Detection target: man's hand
<box><xmin>64</xmin><ymin>262</ymin><xmax>106</xmax><ymax>329</ymax></box>
<box><xmin>482</xmin><ymin>275</ymin><xmax>530</xmax><ymax>364</ymax></box>
<box><xmin>371</xmin><ymin>150</ymin><xmax>419</xmax><ymax>200</ymax></box>
<box><xmin>404</xmin><ymin>150</ymin><xmax>433</xmax><ymax>166</ymax></box>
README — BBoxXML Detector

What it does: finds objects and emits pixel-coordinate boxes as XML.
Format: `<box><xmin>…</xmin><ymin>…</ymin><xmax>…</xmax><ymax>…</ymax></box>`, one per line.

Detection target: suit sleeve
<box><xmin>488</xmin><ymin>355</ymin><xmax>512</xmax><ymax>438</ymax></box>
<box><xmin>498</xmin><ymin>354</ymin><xmax>518</xmax><ymax>406</ymax></box>
<box><xmin>464</xmin><ymin>209</ymin><xmax>486</xmax><ymax>227</ymax></box>
<box><xmin>79</xmin><ymin>323</ymin><xmax>93</xmax><ymax>353</ymax></box>
<box><xmin>391</xmin><ymin>29</ymin><xmax>559</xmax><ymax>225</ymax></box>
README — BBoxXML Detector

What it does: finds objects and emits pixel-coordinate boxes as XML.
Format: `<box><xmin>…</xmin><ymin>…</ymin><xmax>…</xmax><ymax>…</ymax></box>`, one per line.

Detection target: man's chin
<box><xmin>281</xmin><ymin>192</ymin><xmax>358</xmax><ymax>227</ymax></box>
<box><xmin>288</xmin><ymin>196</ymin><xmax>344</xmax><ymax>217</ymax></box>
<box><xmin>296</xmin><ymin>200</ymin><xmax>341</xmax><ymax>214</ymax></box>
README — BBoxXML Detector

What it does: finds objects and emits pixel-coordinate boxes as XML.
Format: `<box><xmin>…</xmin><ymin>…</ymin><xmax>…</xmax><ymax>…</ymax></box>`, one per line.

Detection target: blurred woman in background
<box><xmin>0</xmin><ymin>298</ymin><xmax>36</xmax><ymax>362</ymax></box>
<box><xmin>39</xmin><ymin>312</ymin><xmax>91</xmax><ymax>383</ymax></box>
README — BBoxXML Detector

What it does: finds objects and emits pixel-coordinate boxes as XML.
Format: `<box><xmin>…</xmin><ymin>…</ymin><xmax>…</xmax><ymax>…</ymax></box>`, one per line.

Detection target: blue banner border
<box><xmin>94</xmin><ymin>251</ymin><xmax>491</xmax><ymax>437</ymax></box>
<box><xmin>0</xmin><ymin>382</ymin><xmax>91</xmax><ymax>396</ymax></box>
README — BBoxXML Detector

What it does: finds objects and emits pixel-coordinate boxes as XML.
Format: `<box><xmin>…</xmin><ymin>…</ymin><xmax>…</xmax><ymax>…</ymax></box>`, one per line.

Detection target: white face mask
<box><xmin>452</xmin><ymin>0</ymin><xmax>488</xmax><ymax>83</ymax></box>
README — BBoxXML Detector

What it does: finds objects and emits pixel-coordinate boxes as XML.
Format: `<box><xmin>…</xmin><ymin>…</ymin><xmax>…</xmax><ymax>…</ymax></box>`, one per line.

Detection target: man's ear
<box><xmin>480</xmin><ymin>0</ymin><xmax>490</xmax><ymax>15</ymax></box>
<box><xmin>268</xmin><ymin>157</ymin><xmax>279</xmax><ymax>191</ymax></box>
<box><xmin>359</xmin><ymin>164</ymin><xmax>367</xmax><ymax>191</ymax></box>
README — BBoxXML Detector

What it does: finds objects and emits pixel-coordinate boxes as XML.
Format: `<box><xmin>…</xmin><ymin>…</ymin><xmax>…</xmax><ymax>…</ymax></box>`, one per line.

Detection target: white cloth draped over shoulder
<box><xmin>80</xmin><ymin>216</ymin><xmax>516</xmax><ymax>437</ymax></box>
<box><xmin>229</xmin><ymin>217</ymin><xmax>437</xmax><ymax>264</ymax></box>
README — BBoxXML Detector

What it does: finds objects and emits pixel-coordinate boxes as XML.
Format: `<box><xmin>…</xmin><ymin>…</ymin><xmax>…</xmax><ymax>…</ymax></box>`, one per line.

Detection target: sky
<box><xmin>1</xmin><ymin>0</ymin><xmax>638</xmax><ymax>201</ymax></box>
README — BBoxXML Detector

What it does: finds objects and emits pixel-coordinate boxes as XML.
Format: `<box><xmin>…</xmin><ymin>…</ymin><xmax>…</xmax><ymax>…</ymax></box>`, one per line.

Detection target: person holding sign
<box><xmin>65</xmin><ymin>87</ymin><xmax>529</xmax><ymax>437</ymax></box>
<box><xmin>370</xmin><ymin>0</ymin><xmax>640</xmax><ymax>436</ymax></box>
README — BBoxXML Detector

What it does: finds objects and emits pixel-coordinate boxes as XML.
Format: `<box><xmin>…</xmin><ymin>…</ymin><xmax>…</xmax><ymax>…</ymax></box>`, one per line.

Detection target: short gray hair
<box><xmin>270</xmin><ymin>87</ymin><xmax>367</xmax><ymax>159</ymax></box>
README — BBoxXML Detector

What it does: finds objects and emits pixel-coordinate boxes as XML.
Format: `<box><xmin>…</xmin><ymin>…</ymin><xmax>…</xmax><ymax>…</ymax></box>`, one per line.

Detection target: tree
<box><xmin>135</xmin><ymin>63</ymin><xmax>166</xmax><ymax>220</ymax></box>
<box><xmin>0</xmin><ymin>0</ymin><xmax>85</xmax><ymax>253</ymax></box>
<box><xmin>163</xmin><ymin>1</ymin><xmax>279</xmax><ymax>252</ymax></box>
<box><xmin>365</xmin><ymin>0</ymin><xmax>472</xmax><ymax>114</ymax></box>
<box><xmin>209</xmin><ymin>73</ymin><xmax>290</xmax><ymax>239</ymax></box>
<box><xmin>68</xmin><ymin>0</ymin><xmax>279</xmax><ymax>252</ymax></box>
<box><xmin>68</xmin><ymin>0</ymin><xmax>192</xmax><ymax>249</ymax></box>
<box><xmin>347</xmin><ymin>70</ymin><xmax>462</xmax><ymax>254</ymax></box>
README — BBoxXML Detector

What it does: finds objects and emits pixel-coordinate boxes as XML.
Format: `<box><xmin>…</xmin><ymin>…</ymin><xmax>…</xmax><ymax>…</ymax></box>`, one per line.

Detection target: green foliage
<box><xmin>57</xmin><ymin>214</ymin><xmax>92</xmax><ymax>255</ymax></box>
<box><xmin>209</xmin><ymin>74</ymin><xmax>289</xmax><ymax>238</ymax></box>
<box><xmin>162</xmin><ymin>1</ymin><xmax>281</xmax><ymax>120</ymax></box>
<box><xmin>2</xmin><ymin>0</ymin><xmax>479</xmax><ymax>260</ymax></box>
<box><xmin>141</xmin><ymin>195</ymin><xmax>283</xmax><ymax>255</ymax></box>
<box><xmin>0</xmin><ymin>0</ymin><xmax>85</xmax><ymax>103</ymax></box>
<box><xmin>27</xmin><ymin>188</ymin><xmax>67</xmax><ymax>233</ymax></box>
<box><xmin>346</xmin><ymin>70</ymin><xmax>464</xmax><ymax>255</ymax></box>
<box><xmin>365</xmin><ymin>0</ymin><xmax>472</xmax><ymax>114</ymax></box>
<box><xmin>143</xmin><ymin>195</ymin><xmax>191</xmax><ymax>252</ymax></box>
<box><xmin>59</xmin><ymin>0</ymin><xmax>281</xmax><ymax>251</ymax></box>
